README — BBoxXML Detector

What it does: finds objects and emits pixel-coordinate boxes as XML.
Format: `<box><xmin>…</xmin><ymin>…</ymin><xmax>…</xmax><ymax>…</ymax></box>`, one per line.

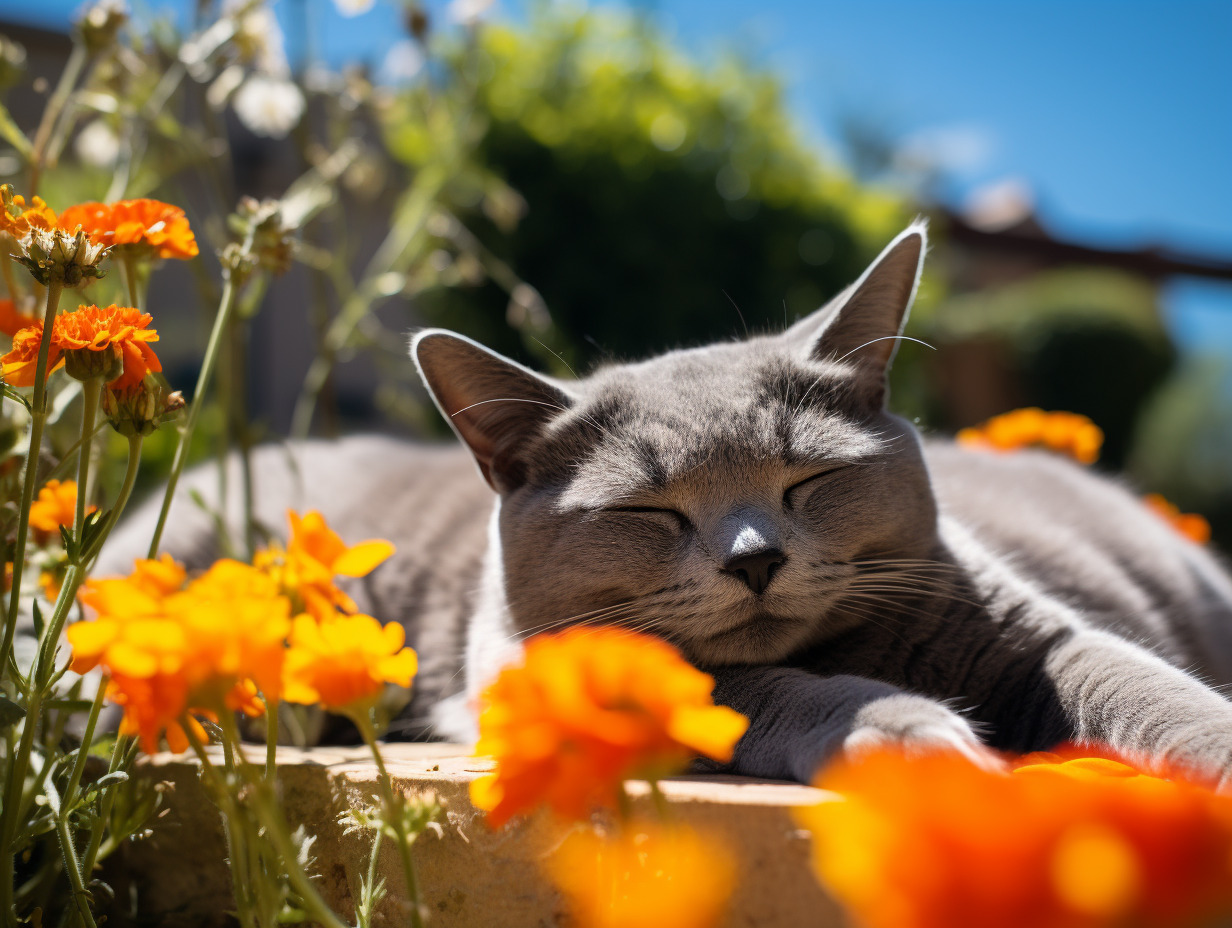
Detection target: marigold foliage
<box><xmin>957</xmin><ymin>407</ymin><xmax>1104</xmax><ymax>465</ymax></box>
<box><xmin>470</xmin><ymin>627</ymin><xmax>749</xmax><ymax>827</ymax></box>
<box><xmin>57</xmin><ymin>198</ymin><xmax>199</xmax><ymax>260</ymax></box>
<box><xmin>0</xmin><ymin>304</ymin><xmax>161</xmax><ymax>388</ymax></box>
<box><xmin>797</xmin><ymin>749</ymin><xmax>1232</xmax><ymax>928</ymax></box>
<box><xmin>1141</xmin><ymin>493</ymin><xmax>1211</xmax><ymax>546</ymax></box>
<box><xmin>547</xmin><ymin>822</ymin><xmax>737</xmax><ymax>928</ymax></box>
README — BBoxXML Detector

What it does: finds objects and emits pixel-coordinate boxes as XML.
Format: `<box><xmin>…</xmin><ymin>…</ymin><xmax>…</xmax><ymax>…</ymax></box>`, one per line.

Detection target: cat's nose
<box><xmin>723</xmin><ymin>547</ymin><xmax>786</xmax><ymax>595</ymax></box>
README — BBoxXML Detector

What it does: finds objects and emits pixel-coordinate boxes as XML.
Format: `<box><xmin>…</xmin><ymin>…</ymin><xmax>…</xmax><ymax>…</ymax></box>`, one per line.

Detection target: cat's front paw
<box><xmin>1158</xmin><ymin>726</ymin><xmax>1232</xmax><ymax>795</ymax></box>
<box><xmin>842</xmin><ymin>694</ymin><xmax>1005</xmax><ymax>773</ymax></box>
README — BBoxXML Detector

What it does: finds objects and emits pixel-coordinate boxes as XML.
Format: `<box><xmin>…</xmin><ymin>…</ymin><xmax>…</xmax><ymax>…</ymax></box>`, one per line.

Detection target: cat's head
<box><xmin>413</xmin><ymin>222</ymin><xmax>938</xmax><ymax>665</ymax></box>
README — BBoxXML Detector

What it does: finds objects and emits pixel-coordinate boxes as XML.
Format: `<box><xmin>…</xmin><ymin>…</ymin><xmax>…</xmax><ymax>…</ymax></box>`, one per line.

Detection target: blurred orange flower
<box><xmin>28</xmin><ymin>479</ymin><xmax>94</xmax><ymax>541</ymax></box>
<box><xmin>281</xmin><ymin>612</ymin><xmax>418</xmax><ymax>712</ymax></box>
<box><xmin>957</xmin><ymin>408</ymin><xmax>1104</xmax><ymax>465</ymax></box>
<box><xmin>0</xmin><ymin>299</ymin><xmax>37</xmax><ymax>337</ymax></box>
<box><xmin>57</xmin><ymin>199</ymin><xmax>198</xmax><ymax>261</ymax></box>
<box><xmin>796</xmin><ymin>748</ymin><xmax>1232</xmax><ymax>928</ymax></box>
<box><xmin>254</xmin><ymin>509</ymin><xmax>394</xmax><ymax>619</ymax></box>
<box><xmin>0</xmin><ymin>304</ymin><xmax>161</xmax><ymax>388</ymax></box>
<box><xmin>1141</xmin><ymin>494</ymin><xmax>1211</xmax><ymax>545</ymax></box>
<box><xmin>68</xmin><ymin>557</ymin><xmax>290</xmax><ymax>753</ymax></box>
<box><xmin>470</xmin><ymin>627</ymin><xmax>749</xmax><ymax>828</ymax></box>
<box><xmin>547</xmin><ymin>822</ymin><xmax>737</xmax><ymax>928</ymax></box>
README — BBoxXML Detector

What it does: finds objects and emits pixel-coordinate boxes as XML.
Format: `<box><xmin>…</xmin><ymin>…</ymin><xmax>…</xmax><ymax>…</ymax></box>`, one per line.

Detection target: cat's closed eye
<box><xmin>601</xmin><ymin>505</ymin><xmax>692</xmax><ymax>531</ymax></box>
<box><xmin>783</xmin><ymin>465</ymin><xmax>853</xmax><ymax>510</ymax></box>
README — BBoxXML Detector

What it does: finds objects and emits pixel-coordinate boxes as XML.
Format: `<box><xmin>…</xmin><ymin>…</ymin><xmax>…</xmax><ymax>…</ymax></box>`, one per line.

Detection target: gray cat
<box><xmin>101</xmin><ymin>221</ymin><xmax>1232</xmax><ymax>788</ymax></box>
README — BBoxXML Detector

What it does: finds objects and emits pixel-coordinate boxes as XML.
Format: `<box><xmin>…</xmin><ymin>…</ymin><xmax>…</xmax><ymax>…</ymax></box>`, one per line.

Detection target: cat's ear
<box><xmin>786</xmin><ymin>220</ymin><xmax>927</xmax><ymax>407</ymax></box>
<box><xmin>412</xmin><ymin>330</ymin><xmax>574</xmax><ymax>493</ymax></box>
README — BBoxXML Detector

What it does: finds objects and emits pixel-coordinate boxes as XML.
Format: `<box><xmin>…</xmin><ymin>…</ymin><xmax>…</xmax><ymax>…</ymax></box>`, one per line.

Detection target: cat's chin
<box><xmin>685</xmin><ymin>610</ymin><xmax>823</xmax><ymax>666</ymax></box>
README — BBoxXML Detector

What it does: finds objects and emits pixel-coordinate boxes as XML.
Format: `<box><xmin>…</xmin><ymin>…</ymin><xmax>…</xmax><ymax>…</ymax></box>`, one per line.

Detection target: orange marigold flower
<box><xmin>28</xmin><ymin>479</ymin><xmax>94</xmax><ymax>541</ymax></box>
<box><xmin>254</xmin><ymin>510</ymin><xmax>395</xmax><ymax>620</ymax></box>
<box><xmin>0</xmin><ymin>188</ymin><xmax>57</xmax><ymax>238</ymax></box>
<box><xmin>0</xmin><ymin>298</ymin><xmax>37</xmax><ymax>337</ymax></box>
<box><xmin>57</xmin><ymin>199</ymin><xmax>198</xmax><ymax>261</ymax></box>
<box><xmin>68</xmin><ymin>556</ymin><xmax>290</xmax><ymax>754</ymax></box>
<box><xmin>796</xmin><ymin>748</ymin><xmax>1232</xmax><ymax>928</ymax></box>
<box><xmin>281</xmin><ymin>612</ymin><xmax>418</xmax><ymax>712</ymax></box>
<box><xmin>0</xmin><ymin>304</ymin><xmax>160</xmax><ymax>388</ymax></box>
<box><xmin>957</xmin><ymin>407</ymin><xmax>1104</xmax><ymax>465</ymax></box>
<box><xmin>1142</xmin><ymin>494</ymin><xmax>1211</xmax><ymax>546</ymax></box>
<box><xmin>469</xmin><ymin>628</ymin><xmax>750</xmax><ymax>828</ymax></box>
<box><xmin>547</xmin><ymin>822</ymin><xmax>738</xmax><ymax>928</ymax></box>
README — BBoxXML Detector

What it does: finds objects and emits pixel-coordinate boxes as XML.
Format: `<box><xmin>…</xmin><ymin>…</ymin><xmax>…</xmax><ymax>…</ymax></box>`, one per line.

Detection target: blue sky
<box><xmin>4</xmin><ymin>0</ymin><xmax>1231</xmax><ymax>350</ymax></box>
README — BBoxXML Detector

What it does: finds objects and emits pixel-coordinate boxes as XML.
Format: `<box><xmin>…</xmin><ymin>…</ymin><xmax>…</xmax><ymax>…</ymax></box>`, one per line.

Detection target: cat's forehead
<box><xmin>544</xmin><ymin>340</ymin><xmax>879</xmax><ymax>502</ymax></box>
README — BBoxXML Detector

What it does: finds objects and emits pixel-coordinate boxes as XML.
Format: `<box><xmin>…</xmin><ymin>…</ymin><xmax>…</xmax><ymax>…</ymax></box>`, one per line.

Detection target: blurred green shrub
<box><xmin>384</xmin><ymin>8</ymin><xmax>907</xmax><ymax>369</ymax></box>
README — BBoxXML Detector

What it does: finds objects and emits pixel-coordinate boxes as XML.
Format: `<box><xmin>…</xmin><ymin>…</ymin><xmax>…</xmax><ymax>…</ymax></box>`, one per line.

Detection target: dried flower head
<box><xmin>470</xmin><ymin>627</ymin><xmax>749</xmax><ymax>827</ymax></box>
<box><xmin>15</xmin><ymin>227</ymin><xmax>109</xmax><ymax>288</ymax></box>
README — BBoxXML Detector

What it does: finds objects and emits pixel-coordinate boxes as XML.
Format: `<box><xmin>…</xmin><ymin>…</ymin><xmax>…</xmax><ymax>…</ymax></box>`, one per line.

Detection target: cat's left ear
<box><xmin>786</xmin><ymin>219</ymin><xmax>927</xmax><ymax>407</ymax></box>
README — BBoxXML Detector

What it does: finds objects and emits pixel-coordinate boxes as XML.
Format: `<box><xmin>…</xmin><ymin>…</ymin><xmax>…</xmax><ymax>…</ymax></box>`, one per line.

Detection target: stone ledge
<box><xmin>120</xmin><ymin>743</ymin><xmax>843</xmax><ymax>927</ymax></box>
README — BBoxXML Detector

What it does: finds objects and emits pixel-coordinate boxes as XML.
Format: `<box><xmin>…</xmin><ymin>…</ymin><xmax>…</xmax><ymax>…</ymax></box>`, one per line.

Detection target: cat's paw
<box><xmin>1158</xmin><ymin>726</ymin><xmax>1232</xmax><ymax>794</ymax></box>
<box><xmin>842</xmin><ymin>694</ymin><xmax>1005</xmax><ymax>773</ymax></box>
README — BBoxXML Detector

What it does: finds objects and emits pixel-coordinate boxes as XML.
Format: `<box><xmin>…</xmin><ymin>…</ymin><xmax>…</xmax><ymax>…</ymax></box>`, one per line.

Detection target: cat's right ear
<box><xmin>412</xmin><ymin>330</ymin><xmax>574</xmax><ymax>493</ymax></box>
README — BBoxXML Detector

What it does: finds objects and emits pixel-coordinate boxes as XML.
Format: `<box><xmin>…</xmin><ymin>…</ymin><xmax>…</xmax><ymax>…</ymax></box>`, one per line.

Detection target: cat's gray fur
<box><xmin>100</xmin><ymin>221</ymin><xmax>1232</xmax><ymax>787</ymax></box>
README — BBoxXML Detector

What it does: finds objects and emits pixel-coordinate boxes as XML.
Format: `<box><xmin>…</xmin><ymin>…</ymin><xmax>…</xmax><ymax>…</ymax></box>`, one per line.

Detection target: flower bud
<box><xmin>63</xmin><ymin>343</ymin><xmax>123</xmax><ymax>383</ymax></box>
<box><xmin>77</xmin><ymin>0</ymin><xmax>128</xmax><ymax>55</ymax></box>
<box><xmin>102</xmin><ymin>379</ymin><xmax>181</xmax><ymax>436</ymax></box>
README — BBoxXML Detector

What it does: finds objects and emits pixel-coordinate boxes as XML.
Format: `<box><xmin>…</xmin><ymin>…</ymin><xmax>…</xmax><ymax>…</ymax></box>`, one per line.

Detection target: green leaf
<box><xmin>31</xmin><ymin>599</ymin><xmax>44</xmax><ymax>638</ymax></box>
<box><xmin>0</xmin><ymin>384</ymin><xmax>31</xmax><ymax>412</ymax></box>
<box><xmin>0</xmin><ymin>693</ymin><xmax>26</xmax><ymax>729</ymax></box>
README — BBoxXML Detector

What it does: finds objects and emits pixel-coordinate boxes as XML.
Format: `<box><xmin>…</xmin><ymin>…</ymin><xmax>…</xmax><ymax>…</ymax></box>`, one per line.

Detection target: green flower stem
<box><xmin>265</xmin><ymin>699</ymin><xmax>279</xmax><ymax>783</ymax></box>
<box><xmin>83</xmin><ymin>433</ymin><xmax>142</xmax><ymax>565</ymax></box>
<box><xmin>214</xmin><ymin>714</ymin><xmax>349</xmax><ymax>928</ymax></box>
<box><xmin>185</xmin><ymin>725</ymin><xmax>259</xmax><ymax>928</ymax></box>
<box><xmin>119</xmin><ymin>253</ymin><xmax>142</xmax><ymax>312</ymax></box>
<box><xmin>77</xmin><ymin>733</ymin><xmax>128</xmax><ymax>885</ymax></box>
<box><xmin>147</xmin><ymin>224</ymin><xmax>256</xmax><ymax>558</ymax></box>
<box><xmin>59</xmin><ymin>682</ymin><xmax>107</xmax><ymax>830</ymax></box>
<box><xmin>290</xmin><ymin>165</ymin><xmax>446</xmax><ymax>438</ymax></box>
<box><xmin>1</xmin><ymin>278</ymin><xmax>64</xmax><ymax>685</ymax></box>
<box><xmin>53</xmin><ymin>802</ymin><xmax>97</xmax><ymax>928</ymax></box>
<box><xmin>353</xmin><ymin>713</ymin><xmax>426</xmax><ymax>928</ymax></box>
<box><xmin>27</xmin><ymin>43</ymin><xmax>87</xmax><ymax>195</ymax></box>
<box><xmin>73</xmin><ymin>378</ymin><xmax>102</xmax><ymax>539</ymax></box>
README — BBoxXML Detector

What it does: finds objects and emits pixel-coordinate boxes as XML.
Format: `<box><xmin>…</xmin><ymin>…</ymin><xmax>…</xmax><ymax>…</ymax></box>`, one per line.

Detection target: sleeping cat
<box><xmin>100</xmin><ymin>221</ymin><xmax>1232</xmax><ymax>788</ymax></box>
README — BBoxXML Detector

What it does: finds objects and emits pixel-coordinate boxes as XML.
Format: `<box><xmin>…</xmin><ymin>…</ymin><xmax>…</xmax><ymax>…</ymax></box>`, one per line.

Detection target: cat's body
<box><xmin>101</xmin><ymin>222</ymin><xmax>1232</xmax><ymax>786</ymax></box>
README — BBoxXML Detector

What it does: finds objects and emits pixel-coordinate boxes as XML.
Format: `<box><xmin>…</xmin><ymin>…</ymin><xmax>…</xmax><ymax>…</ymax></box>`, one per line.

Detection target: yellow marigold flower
<box><xmin>470</xmin><ymin>628</ymin><xmax>749</xmax><ymax>828</ymax></box>
<box><xmin>547</xmin><ymin>822</ymin><xmax>738</xmax><ymax>928</ymax></box>
<box><xmin>68</xmin><ymin>557</ymin><xmax>290</xmax><ymax>753</ymax></box>
<box><xmin>0</xmin><ymin>304</ymin><xmax>161</xmax><ymax>388</ymax></box>
<box><xmin>796</xmin><ymin>748</ymin><xmax>1232</xmax><ymax>928</ymax></box>
<box><xmin>1142</xmin><ymin>494</ymin><xmax>1211</xmax><ymax>546</ymax></box>
<box><xmin>957</xmin><ymin>407</ymin><xmax>1104</xmax><ymax>465</ymax></box>
<box><xmin>0</xmin><ymin>298</ymin><xmax>37</xmax><ymax>337</ymax></box>
<box><xmin>255</xmin><ymin>509</ymin><xmax>394</xmax><ymax>619</ymax></box>
<box><xmin>28</xmin><ymin>479</ymin><xmax>94</xmax><ymax>541</ymax></box>
<box><xmin>281</xmin><ymin>612</ymin><xmax>418</xmax><ymax>712</ymax></box>
<box><xmin>57</xmin><ymin>198</ymin><xmax>198</xmax><ymax>261</ymax></box>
